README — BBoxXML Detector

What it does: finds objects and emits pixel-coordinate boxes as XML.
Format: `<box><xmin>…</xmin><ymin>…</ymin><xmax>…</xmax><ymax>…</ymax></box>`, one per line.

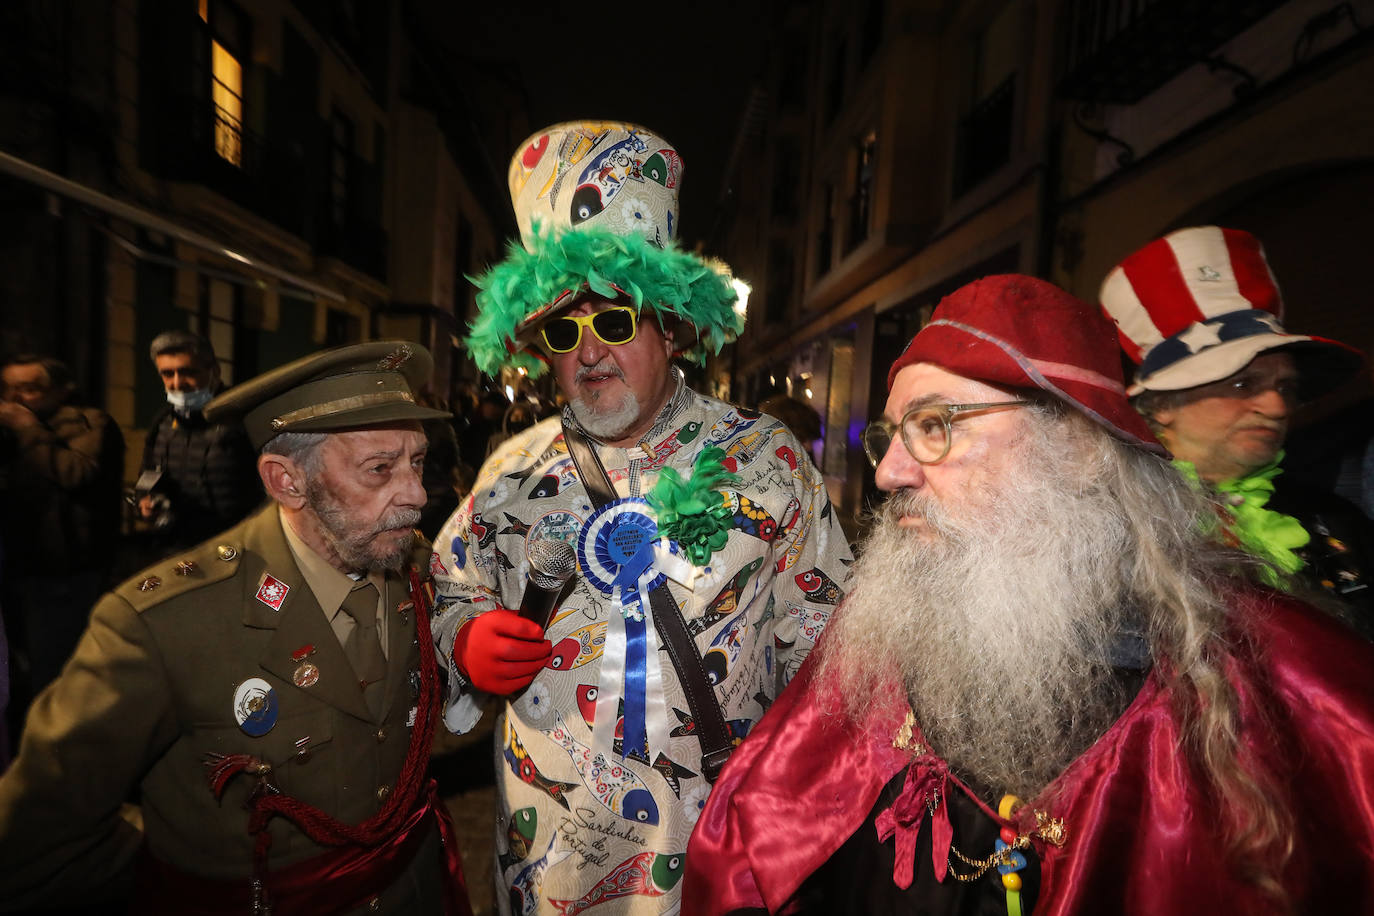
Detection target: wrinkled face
<box><xmin>302</xmin><ymin>424</ymin><xmax>428</xmax><ymax>573</ymax></box>
<box><xmin>1149</xmin><ymin>352</ymin><xmax>1296</xmax><ymax>482</ymax></box>
<box><xmin>155</xmin><ymin>352</ymin><xmax>214</xmax><ymax>393</ymax></box>
<box><xmin>548</xmin><ymin>297</ymin><xmax>675</xmax><ymax>445</ymax></box>
<box><xmin>2</xmin><ymin>363</ymin><xmax>62</xmax><ymax>417</ymax></box>
<box><xmin>874</xmin><ymin>363</ymin><xmax>1032</xmax><ymax>537</ymax></box>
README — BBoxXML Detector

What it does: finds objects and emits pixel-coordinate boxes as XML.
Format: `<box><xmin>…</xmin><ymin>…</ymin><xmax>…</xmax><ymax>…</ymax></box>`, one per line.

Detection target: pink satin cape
<box><xmin>683</xmin><ymin>589</ymin><xmax>1374</xmax><ymax>915</ymax></box>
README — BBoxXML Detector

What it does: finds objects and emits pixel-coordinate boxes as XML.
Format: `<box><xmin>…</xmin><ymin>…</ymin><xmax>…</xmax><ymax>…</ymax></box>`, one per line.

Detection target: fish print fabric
<box><xmin>432</xmin><ymin>376</ymin><xmax>852</xmax><ymax>914</ymax></box>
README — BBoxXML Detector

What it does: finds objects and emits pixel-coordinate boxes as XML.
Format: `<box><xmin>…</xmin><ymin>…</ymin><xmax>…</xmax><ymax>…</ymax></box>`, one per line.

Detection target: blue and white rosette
<box><xmin>577</xmin><ymin>497</ymin><xmax>692</xmax><ymax>763</ymax></box>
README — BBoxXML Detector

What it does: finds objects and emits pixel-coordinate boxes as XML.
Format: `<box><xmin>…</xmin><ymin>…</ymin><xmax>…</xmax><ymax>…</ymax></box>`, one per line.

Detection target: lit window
<box><xmin>211</xmin><ymin>39</ymin><xmax>243</xmax><ymax>166</ymax></box>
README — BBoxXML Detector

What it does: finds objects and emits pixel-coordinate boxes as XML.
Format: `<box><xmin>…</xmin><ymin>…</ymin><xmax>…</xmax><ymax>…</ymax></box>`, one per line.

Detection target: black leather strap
<box><xmin>561</xmin><ymin>413</ymin><xmax>735</xmax><ymax>782</ymax></box>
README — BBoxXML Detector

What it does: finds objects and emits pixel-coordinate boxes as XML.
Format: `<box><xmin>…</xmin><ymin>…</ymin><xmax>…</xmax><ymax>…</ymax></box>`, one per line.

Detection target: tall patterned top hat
<box><xmin>465</xmin><ymin>120</ymin><xmax>742</xmax><ymax>378</ymax></box>
<box><xmin>1099</xmin><ymin>226</ymin><xmax>1362</xmax><ymax>397</ymax></box>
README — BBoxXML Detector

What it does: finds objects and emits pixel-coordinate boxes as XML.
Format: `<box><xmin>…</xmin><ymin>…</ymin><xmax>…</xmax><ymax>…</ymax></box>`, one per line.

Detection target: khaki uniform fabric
<box><xmin>0</xmin><ymin>504</ymin><xmax>442</xmax><ymax>914</ymax></box>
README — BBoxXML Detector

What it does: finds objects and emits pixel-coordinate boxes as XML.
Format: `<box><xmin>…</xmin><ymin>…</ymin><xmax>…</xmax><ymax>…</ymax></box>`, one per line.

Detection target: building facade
<box><xmin>714</xmin><ymin>0</ymin><xmax>1374</xmax><ymax>536</ymax></box>
<box><xmin>0</xmin><ymin>0</ymin><xmax>515</xmax><ymax>480</ymax></box>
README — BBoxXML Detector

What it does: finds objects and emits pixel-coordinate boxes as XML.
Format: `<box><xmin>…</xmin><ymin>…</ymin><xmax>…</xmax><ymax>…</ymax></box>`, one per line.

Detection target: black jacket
<box><xmin>139</xmin><ymin>405</ymin><xmax>262</xmax><ymax>551</ymax></box>
<box><xmin>1269</xmin><ymin>474</ymin><xmax>1374</xmax><ymax>634</ymax></box>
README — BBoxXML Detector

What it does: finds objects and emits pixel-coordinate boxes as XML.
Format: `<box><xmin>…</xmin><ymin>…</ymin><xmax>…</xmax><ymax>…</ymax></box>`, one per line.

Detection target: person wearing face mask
<box><xmin>135</xmin><ymin>331</ymin><xmax>262</xmax><ymax>558</ymax></box>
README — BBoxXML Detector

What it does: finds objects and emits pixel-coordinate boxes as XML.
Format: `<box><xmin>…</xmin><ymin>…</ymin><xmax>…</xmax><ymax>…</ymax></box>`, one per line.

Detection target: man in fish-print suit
<box><xmin>432</xmin><ymin>121</ymin><xmax>853</xmax><ymax>914</ymax></box>
<box><xmin>0</xmin><ymin>342</ymin><xmax>472</xmax><ymax>915</ymax></box>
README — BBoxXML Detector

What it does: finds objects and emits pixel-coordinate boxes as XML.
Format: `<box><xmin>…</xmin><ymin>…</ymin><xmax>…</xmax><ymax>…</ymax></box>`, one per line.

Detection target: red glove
<box><xmin>452</xmin><ymin>608</ymin><xmax>553</xmax><ymax>695</ymax></box>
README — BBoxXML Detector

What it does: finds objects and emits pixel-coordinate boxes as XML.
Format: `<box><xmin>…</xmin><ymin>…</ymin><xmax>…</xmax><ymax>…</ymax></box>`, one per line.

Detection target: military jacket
<box><xmin>0</xmin><ymin>504</ymin><xmax>440</xmax><ymax>914</ymax></box>
<box><xmin>431</xmin><ymin>377</ymin><xmax>853</xmax><ymax>915</ymax></box>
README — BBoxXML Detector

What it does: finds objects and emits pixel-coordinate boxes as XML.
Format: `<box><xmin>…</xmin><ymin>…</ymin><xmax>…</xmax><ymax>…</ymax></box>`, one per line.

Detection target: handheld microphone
<box><xmin>518</xmin><ymin>539</ymin><xmax>578</xmax><ymax>630</ymax></box>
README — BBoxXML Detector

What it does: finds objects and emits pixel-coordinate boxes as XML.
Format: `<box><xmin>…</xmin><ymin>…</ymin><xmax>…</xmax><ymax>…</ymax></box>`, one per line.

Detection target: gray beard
<box><xmin>306</xmin><ymin>479</ymin><xmax>420</xmax><ymax>573</ymax></box>
<box><xmin>569</xmin><ymin>360</ymin><xmax>644</xmax><ymax>440</ymax></box>
<box><xmin>570</xmin><ymin>390</ymin><xmax>642</xmax><ymax>440</ymax></box>
<box><xmin>818</xmin><ymin>422</ymin><xmax>1142</xmax><ymax>801</ymax></box>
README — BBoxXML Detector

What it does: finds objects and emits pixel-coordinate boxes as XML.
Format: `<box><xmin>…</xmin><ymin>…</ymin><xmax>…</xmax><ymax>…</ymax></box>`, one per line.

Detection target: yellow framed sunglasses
<box><xmin>540</xmin><ymin>306</ymin><xmax>639</xmax><ymax>353</ymax></box>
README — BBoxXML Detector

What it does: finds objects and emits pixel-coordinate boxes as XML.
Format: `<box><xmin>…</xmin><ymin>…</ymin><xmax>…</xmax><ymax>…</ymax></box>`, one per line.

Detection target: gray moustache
<box><xmin>373</xmin><ymin>510</ymin><xmax>421</xmax><ymax>535</ymax></box>
<box><xmin>575</xmin><ymin>363</ymin><xmax>625</xmax><ymax>383</ymax></box>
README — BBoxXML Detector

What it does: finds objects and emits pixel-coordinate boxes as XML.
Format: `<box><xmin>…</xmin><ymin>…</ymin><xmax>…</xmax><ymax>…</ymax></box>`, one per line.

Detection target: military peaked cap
<box><xmin>205</xmin><ymin>341</ymin><xmax>450</xmax><ymax>449</ymax></box>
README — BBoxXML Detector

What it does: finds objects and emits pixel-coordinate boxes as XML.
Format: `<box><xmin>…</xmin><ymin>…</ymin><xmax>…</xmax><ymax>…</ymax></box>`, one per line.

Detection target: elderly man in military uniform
<box><xmin>0</xmin><ymin>342</ymin><xmax>472</xmax><ymax>915</ymax></box>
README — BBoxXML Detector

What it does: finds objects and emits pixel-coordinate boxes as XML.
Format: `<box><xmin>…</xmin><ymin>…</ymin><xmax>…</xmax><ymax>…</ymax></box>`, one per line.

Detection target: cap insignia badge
<box><xmin>138</xmin><ymin>576</ymin><xmax>162</xmax><ymax>591</ymax></box>
<box><xmin>1197</xmin><ymin>265</ymin><xmax>1222</xmax><ymax>282</ymax></box>
<box><xmin>378</xmin><ymin>344</ymin><xmax>413</xmax><ymax>370</ymax></box>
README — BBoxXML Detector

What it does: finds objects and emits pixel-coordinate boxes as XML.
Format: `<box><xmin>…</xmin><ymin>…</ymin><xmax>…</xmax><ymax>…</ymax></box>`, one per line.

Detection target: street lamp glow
<box><xmin>731</xmin><ymin>278</ymin><xmax>751</xmax><ymax>318</ymax></box>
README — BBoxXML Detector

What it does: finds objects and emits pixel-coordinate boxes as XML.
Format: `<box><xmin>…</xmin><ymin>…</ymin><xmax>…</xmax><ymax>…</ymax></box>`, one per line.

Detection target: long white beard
<box><xmin>819</xmin><ymin>419</ymin><xmax>1143</xmax><ymax>800</ymax></box>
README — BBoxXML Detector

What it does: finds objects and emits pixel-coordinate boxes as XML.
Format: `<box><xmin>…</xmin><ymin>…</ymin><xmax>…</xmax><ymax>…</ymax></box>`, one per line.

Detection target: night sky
<box><xmin>411</xmin><ymin>0</ymin><xmax>782</xmax><ymax>251</ymax></box>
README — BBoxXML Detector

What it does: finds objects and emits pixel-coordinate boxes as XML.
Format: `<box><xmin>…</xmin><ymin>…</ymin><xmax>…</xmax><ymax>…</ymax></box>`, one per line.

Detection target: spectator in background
<box><xmin>0</xmin><ymin>353</ymin><xmax>124</xmax><ymax>728</ymax></box>
<box><xmin>759</xmin><ymin>394</ymin><xmax>822</xmax><ymax>454</ymax></box>
<box><xmin>135</xmin><ymin>331</ymin><xmax>261</xmax><ymax>560</ymax></box>
<box><xmin>1100</xmin><ymin>226</ymin><xmax>1374</xmax><ymax>626</ymax></box>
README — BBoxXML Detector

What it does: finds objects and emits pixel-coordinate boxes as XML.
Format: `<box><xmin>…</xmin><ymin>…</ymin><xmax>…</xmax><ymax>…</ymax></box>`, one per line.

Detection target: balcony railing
<box><xmin>1057</xmin><ymin>0</ymin><xmax>1286</xmax><ymax>104</ymax></box>
<box><xmin>141</xmin><ymin>95</ymin><xmax>387</xmax><ymax>280</ymax></box>
<box><xmin>142</xmin><ymin>94</ymin><xmax>313</xmax><ymax>240</ymax></box>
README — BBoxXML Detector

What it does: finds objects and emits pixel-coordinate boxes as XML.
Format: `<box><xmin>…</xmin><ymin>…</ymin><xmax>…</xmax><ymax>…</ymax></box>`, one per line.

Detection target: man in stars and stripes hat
<box><xmin>1099</xmin><ymin>225</ymin><xmax>1373</xmax><ymax>623</ymax></box>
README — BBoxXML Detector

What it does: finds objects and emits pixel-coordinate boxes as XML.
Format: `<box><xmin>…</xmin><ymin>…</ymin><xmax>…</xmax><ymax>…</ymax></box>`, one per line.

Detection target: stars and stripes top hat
<box><xmin>1098</xmin><ymin>226</ymin><xmax>1362</xmax><ymax>396</ymax></box>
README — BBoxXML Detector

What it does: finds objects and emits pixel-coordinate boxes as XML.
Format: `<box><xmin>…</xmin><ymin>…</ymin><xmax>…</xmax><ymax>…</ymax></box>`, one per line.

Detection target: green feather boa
<box><xmin>1175</xmin><ymin>454</ymin><xmax>1309</xmax><ymax>582</ymax></box>
<box><xmin>465</xmin><ymin>226</ymin><xmax>743</xmax><ymax>378</ymax></box>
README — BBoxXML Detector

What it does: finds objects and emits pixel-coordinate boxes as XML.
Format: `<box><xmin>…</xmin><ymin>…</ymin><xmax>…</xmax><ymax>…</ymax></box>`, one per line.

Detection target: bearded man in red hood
<box><xmin>683</xmin><ymin>275</ymin><xmax>1374</xmax><ymax>916</ymax></box>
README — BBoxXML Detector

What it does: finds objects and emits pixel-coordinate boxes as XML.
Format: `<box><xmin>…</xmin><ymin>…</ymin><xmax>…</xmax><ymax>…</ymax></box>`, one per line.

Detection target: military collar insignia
<box><xmin>255</xmin><ymin>573</ymin><xmax>290</xmax><ymax>611</ymax></box>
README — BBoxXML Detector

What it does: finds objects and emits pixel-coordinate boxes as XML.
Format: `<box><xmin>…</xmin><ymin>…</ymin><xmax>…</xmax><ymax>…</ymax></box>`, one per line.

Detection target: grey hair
<box><xmin>150</xmin><ymin>330</ymin><xmax>217</xmax><ymax>367</ymax></box>
<box><xmin>260</xmin><ymin>430</ymin><xmax>328</xmax><ymax>479</ymax></box>
<box><xmin>1045</xmin><ymin>405</ymin><xmax>1294</xmax><ymax>906</ymax></box>
<box><xmin>1130</xmin><ymin>388</ymin><xmax>1187</xmax><ymax>432</ymax></box>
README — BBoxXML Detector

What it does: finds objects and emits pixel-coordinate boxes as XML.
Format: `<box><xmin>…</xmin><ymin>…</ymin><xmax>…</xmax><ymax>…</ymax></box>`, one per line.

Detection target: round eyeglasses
<box><xmin>861</xmin><ymin>400</ymin><xmax>1034</xmax><ymax>467</ymax></box>
<box><xmin>540</xmin><ymin>306</ymin><xmax>639</xmax><ymax>353</ymax></box>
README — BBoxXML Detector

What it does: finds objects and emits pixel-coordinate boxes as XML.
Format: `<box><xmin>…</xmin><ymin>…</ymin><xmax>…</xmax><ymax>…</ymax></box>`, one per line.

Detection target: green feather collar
<box><xmin>1175</xmin><ymin>454</ymin><xmax>1309</xmax><ymax>580</ymax></box>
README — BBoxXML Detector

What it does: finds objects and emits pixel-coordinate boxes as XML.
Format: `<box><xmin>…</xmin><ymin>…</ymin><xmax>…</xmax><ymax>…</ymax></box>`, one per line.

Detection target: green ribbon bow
<box><xmin>1175</xmin><ymin>453</ymin><xmax>1309</xmax><ymax>581</ymax></box>
<box><xmin>647</xmin><ymin>445</ymin><xmax>740</xmax><ymax>567</ymax></box>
